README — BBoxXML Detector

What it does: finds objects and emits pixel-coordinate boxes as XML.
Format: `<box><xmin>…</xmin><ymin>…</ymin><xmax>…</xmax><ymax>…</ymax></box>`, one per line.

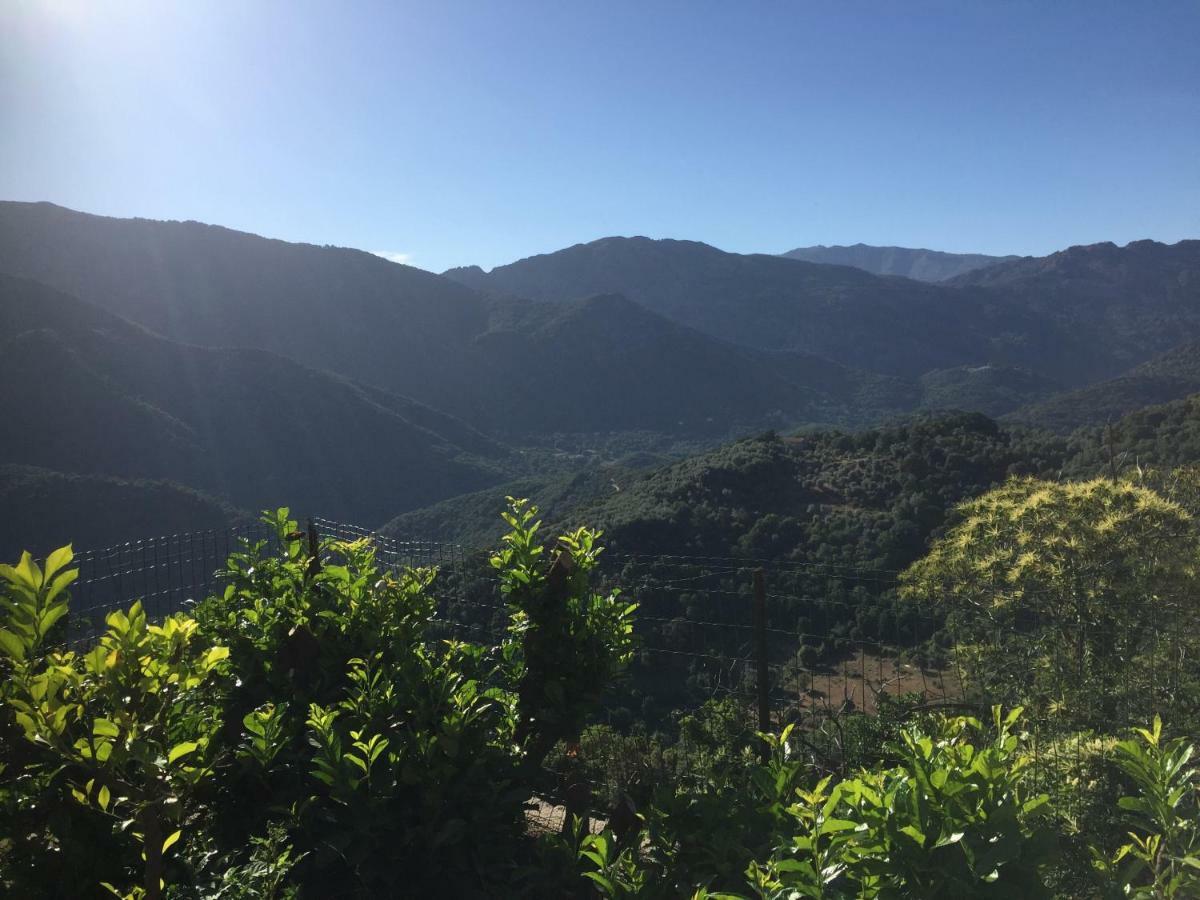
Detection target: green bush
<box><xmin>0</xmin><ymin>502</ymin><xmax>636</xmax><ymax>898</ymax></box>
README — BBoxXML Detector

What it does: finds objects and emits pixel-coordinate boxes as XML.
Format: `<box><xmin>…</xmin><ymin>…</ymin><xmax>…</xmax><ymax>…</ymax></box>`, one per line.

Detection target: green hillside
<box><xmin>1008</xmin><ymin>339</ymin><xmax>1200</xmax><ymax>432</ymax></box>
<box><xmin>0</xmin><ymin>465</ymin><xmax>249</xmax><ymax>559</ymax></box>
<box><xmin>917</xmin><ymin>364</ymin><xmax>1061</xmax><ymax>417</ymax></box>
<box><xmin>0</xmin><ymin>274</ymin><xmax>511</xmax><ymax>524</ymax></box>
<box><xmin>1063</xmin><ymin>392</ymin><xmax>1200</xmax><ymax>477</ymax></box>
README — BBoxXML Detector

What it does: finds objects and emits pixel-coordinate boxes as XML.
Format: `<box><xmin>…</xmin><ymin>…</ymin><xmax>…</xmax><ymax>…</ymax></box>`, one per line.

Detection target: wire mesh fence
<box><xmin>57</xmin><ymin>516</ymin><xmax>1200</xmax><ymax>831</ymax></box>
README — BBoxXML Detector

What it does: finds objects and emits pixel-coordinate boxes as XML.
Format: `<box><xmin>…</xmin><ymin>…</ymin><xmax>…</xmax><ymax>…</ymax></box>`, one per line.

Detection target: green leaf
<box><xmin>202</xmin><ymin>646</ymin><xmax>230</xmax><ymax>669</ymax></box>
<box><xmin>162</xmin><ymin>830</ymin><xmax>182</xmax><ymax>854</ymax></box>
<box><xmin>581</xmin><ymin>872</ymin><xmax>616</xmax><ymax>894</ymax></box>
<box><xmin>38</xmin><ymin>602</ymin><xmax>70</xmax><ymax>637</ymax></box>
<box><xmin>0</xmin><ymin>628</ymin><xmax>27</xmax><ymax>660</ymax></box>
<box><xmin>13</xmin><ymin>552</ymin><xmax>42</xmax><ymax>589</ymax></box>
<box><xmin>43</xmin><ymin>545</ymin><xmax>73</xmax><ymax>582</ymax></box>
<box><xmin>818</xmin><ymin>818</ymin><xmax>861</xmax><ymax>835</ymax></box>
<box><xmin>168</xmin><ymin>741</ymin><xmax>200</xmax><ymax>764</ymax></box>
<box><xmin>44</xmin><ymin>569</ymin><xmax>79</xmax><ymax>605</ymax></box>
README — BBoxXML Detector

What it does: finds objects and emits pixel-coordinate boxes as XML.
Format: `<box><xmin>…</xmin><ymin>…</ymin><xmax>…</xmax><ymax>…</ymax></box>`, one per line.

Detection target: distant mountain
<box><xmin>5</xmin><ymin>203</ymin><xmax>1200</xmax><ymax>446</ymax></box>
<box><xmin>450</xmin><ymin>235</ymin><xmax>1200</xmax><ymax>387</ymax></box>
<box><xmin>454</xmin><ymin>293</ymin><xmax>917</xmax><ymax>435</ymax></box>
<box><xmin>0</xmin><ymin>200</ymin><xmax>490</xmax><ymax>406</ymax></box>
<box><xmin>780</xmin><ymin>244</ymin><xmax>1018</xmax><ymax>281</ymax></box>
<box><xmin>949</xmin><ymin>239</ymin><xmax>1200</xmax><ymax>376</ymax></box>
<box><xmin>1007</xmin><ymin>339</ymin><xmax>1200</xmax><ymax>432</ymax></box>
<box><xmin>0</xmin><ymin>274</ymin><xmax>509</xmax><ymax>525</ymax></box>
<box><xmin>444</xmin><ymin>236</ymin><xmax>1059</xmax><ymax>379</ymax></box>
<box><xmin>0</xmin><ymin>204</ymin><xmax>921</xmax><ymax>438</ymax></box>
<box><xmin>0</xmin><ymin>465</ymin><xmax>249</xmax><ymax>560</ymax></box>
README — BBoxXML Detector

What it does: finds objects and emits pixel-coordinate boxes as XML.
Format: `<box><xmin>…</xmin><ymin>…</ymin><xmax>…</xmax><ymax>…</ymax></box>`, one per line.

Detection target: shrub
<box><xmin>0</xmin><ymin>502</ymin><xmax>637</xmax><ymax>898</ymax></box>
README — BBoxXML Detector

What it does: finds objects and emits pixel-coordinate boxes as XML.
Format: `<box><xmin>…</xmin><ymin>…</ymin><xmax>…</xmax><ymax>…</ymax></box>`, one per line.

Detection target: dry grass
<box><xmin>778</xmin><ymin>648</ymin><xmax>963</xmax><ymax>717</ymax></box>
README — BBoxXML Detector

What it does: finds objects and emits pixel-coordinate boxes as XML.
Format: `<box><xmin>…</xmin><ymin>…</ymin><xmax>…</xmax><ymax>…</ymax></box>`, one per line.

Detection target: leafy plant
<box><xmin>1092</xmin><ymin>716</ymin><xmax>1200</xmax><ymax>899</ymax></box>
<box><xmin>747</xmin><ymin>707</ymin><xmax>1056</xmax><ymax>899</ymax></box>
<box><xmin>0</xmin><ymin>546</ymin><xmax>230</xmax><ymax>900</ymax></box>
<box><xmin>493</xmin><ymin>497</ymin><xmax>638</xmax><ymax>768</ymax></box>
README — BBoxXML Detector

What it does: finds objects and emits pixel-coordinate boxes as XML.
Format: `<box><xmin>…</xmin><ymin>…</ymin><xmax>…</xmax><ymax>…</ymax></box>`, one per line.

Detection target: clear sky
<box><xmin>3</xmin><ymin>0</ymin><xmax>1198</xmax><ymax>273</ymax></box>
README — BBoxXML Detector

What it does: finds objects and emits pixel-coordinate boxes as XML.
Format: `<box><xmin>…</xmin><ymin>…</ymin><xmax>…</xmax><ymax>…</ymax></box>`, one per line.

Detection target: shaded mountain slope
<box><xmin>0</xmin><ymin>204</ymin><xmax>921</xmax><ymax>437</ymax></box>
<box><xmin>949</xmin><ymin>239</ymin><xmax>1200</xmax><ymax>377</ymax></box>
<box><xmin>0</xmin><ymin>201</ymin><xmax>489</xmax><ymax>404</ymax></box>
<box><xmin>444</xmin><ymin>236</ymin><xmax>1126</xmax><ymax>385</ymax></box>
<box><xmin>1009</xmin><ymin>339</ymin><xmax>1200</xmax><ymax>433</ymax></box>
<box><xmin>781</xmin><ymin>244</ymin><xmax>1017</xmax><ymax>281</ymax></box>
<box><xmin>0</xmin><ymin>465</ymin><xmax>250</xmax><ymax>560</ymax></box>
<box><xmin>454</xmin><ymin>293</ymin><xmax>917</xmax><ymax>435</ymax></box>
<box><xmin>0</xmin><ymin>275</ymin><xmax>509</xmax><ymax>523</ymax></box>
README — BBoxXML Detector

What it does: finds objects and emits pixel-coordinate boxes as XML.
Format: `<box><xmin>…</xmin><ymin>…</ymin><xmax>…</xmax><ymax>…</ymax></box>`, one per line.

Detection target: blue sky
<box><xmin>3</xmin><ymin>0</ymin><xmax>1198</xmax><ymax>272</ymax></box>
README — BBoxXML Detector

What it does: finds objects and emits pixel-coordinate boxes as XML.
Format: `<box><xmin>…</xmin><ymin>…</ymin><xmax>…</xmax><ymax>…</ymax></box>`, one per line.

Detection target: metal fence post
<box><xmin>306</xmin><ymin>517</ymin><xmax>321</xmax><ymax>578</ymax></box>
<box><xmin>753</xmin><ymin>567</ymin><xmax>771</xmax><ymax>761</ymax></box>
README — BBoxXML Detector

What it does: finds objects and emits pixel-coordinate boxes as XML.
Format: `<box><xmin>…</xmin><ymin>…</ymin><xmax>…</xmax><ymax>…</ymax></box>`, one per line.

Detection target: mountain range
<box><xmin>445</xmin><ymin>234</ymin><xmax>1200</xmax><ymax>387</ymax></box>
<box><xmin>1</xmin><ymin>199</ymin><xmax>1198</xmax><ymax>555</ymax></box>
<box><xmin>779</xmin><ymin>244</ymin><xmax>1019</xmax><ymax>281</ymax></box>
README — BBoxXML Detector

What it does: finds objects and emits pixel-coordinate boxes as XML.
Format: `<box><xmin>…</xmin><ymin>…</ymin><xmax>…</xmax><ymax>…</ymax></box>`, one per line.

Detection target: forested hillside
<box><xmin>446</xmin><ymin>235</ymin><xmax>1200</xmax><ymax>385</ymax></box>
<box><xmin>387</xmin><ymin>394</ymin><xmax>1200</xmax><ymax>565</ymax></box>
<box><xmin>1008</xmin><ymin>338</ymin><xmax>1200</xmax><ymax>431</ymax></box>
<box><xmin>3</xmin><ymin>202</ymin><xmax>1200</xmax><ymax>559</ymax></box>
<box><xmin>0</xmin><ymin>465</ymin><xmax>248</xmax><ymax>558</ymax></box>
<box><xmin>0</xmin><ymin>274</ymin><xmax>510</xmax><ymax>537</ymax></box>
<box><xmin>386</xmin><ymin>413</ymin><xmax>1066</xmax><ymax>562</ymax></box>
<box><xmin>780</xmin><ymin>243</ymin><xmax>1018</xmax><ymax>281</ymax></box>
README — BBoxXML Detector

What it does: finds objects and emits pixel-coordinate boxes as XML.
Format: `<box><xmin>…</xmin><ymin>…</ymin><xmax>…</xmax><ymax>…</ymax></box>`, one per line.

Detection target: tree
<box><xmin>900</xmin><ymin>476</ymin><xmax>1200</xmax><ymax>725</ymax></box>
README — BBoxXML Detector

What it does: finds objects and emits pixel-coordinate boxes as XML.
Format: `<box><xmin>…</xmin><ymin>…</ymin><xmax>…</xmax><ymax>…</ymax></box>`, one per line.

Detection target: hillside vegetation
<box><xmin>447</xmin><ymin>235</ymin><xmax>1200</xmax><ymax>386</ymax></box>
<box><xmin>1009</xmin><ymin>339</ymin><xmax>1200</xmax><ymax>432</ymax></box>
<box><xmin>0</xmin><ymin>274</ymin><xmax>509</xmax><ymax>536</ymax></box>
<box><xmin>0</xmin><ymin>465</ymin><xmax>248</xmax><ymax>558</ymax></box>
<box><xmin>780</xmin><ymin>243</ymin><xmax>1018</xmax><ymax>281</ymax></box>
<box><xmin>3</xmin><ymin>488</ymin><xmax>1197</xmax><ymax>898</ymax></box>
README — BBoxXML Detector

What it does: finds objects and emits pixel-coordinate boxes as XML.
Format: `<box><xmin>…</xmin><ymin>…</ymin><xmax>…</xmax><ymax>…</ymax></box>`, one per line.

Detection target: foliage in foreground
<box><xmin>0</xmin><ymin>501</ymin><xmax>634</xmax><ymax>898</ymax></box>
<box><xmin>1</xmin><ymin>489</ymin><xmax>1198</xmax><ymax>899</ymax></box>
<box><xmin>571</xmin><ymin>711</ymin><xmax>1199</xmax><ymax>900</ymax></box>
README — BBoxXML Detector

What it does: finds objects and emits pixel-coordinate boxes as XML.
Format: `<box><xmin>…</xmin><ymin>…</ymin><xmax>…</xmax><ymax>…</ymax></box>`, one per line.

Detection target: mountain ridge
<box><xmin>780</xmin><ymin>243</ymin><xmax>1019</xmax><ymax>281</ymax></box>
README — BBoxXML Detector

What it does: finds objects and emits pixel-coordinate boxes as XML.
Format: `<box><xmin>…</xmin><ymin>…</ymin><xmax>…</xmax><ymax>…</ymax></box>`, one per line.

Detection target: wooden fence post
<box><xmin>753</xmin><ymin>568</ymin><xmax>771</xmax><ymax>761</ymax></box>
